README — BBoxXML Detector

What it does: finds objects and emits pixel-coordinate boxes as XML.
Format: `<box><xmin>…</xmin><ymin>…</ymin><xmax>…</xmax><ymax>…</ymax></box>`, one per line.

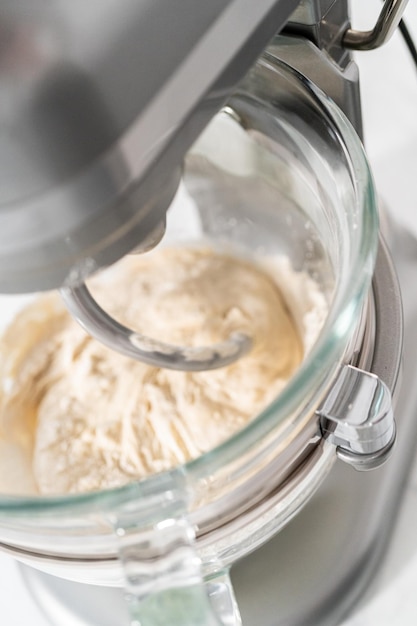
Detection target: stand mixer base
<box><xmin>18</xmin><ymin>225</ymin><xmax>417</xmax><ymax>626</ymax></box>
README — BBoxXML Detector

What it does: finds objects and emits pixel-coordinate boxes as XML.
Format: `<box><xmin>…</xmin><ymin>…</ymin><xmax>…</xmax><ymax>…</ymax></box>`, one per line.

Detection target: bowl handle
<box><xmin>110</xmin><ymin>476</ymin><xmax>241</xmax><ymax>625</ymax></box>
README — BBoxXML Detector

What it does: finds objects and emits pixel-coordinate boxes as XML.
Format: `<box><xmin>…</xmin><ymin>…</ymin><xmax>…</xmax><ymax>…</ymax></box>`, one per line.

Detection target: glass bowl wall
<box><xmin>0</xmin><ymin>53</ymin><xmax>378</xmax><ymax>587</ymax></box>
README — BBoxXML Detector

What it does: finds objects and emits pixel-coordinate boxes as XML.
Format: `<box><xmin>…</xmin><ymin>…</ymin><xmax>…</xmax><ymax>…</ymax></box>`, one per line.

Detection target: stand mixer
<box><xmin>0</xmin><ymin>1</ymin><xmax>414</xmax><ymax>625</ymax></box>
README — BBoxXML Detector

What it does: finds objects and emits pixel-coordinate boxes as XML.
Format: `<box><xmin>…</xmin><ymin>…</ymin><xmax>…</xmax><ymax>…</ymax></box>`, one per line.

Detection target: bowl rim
<box><xmin>0</xmin><ymin>56</ymin><xmax>379</xmax><ymax>514</ymax></box>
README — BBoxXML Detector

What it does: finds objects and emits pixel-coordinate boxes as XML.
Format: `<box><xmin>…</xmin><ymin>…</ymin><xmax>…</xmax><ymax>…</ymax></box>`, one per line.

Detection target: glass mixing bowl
<box><xmin>0</xmin><ymin>50</ymin><xmax>379</xmax><ymax>626</ymax></box>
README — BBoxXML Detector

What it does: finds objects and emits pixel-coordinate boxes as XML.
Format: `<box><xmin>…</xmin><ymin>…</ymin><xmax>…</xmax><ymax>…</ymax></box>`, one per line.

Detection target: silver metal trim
<box><xmin>343</xmin><ymin>0</ymin><xmax>409</xmax><ymax>51</ymax></box>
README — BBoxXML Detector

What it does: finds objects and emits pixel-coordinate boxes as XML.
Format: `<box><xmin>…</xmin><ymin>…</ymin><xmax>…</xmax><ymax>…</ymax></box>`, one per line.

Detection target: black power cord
<box><xmin>399</xmin><ymin>17</ymin><xmax>417</xmax><ymax>69</ymax></box>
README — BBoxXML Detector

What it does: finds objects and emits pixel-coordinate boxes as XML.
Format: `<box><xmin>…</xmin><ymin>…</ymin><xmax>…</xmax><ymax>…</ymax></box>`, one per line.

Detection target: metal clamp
<box><xmin>317</xmin><ymin>364</ymin><xmax>396</xmax><ymax>471</ymax></box>
<box><xmin>343</xmin><ymin>0</ymin><xmax>409</xmax><ymax>51</ymax></box>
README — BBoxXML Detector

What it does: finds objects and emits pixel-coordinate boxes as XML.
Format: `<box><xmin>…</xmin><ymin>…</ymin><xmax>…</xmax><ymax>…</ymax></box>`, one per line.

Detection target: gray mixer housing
<box><xmin>0</xmin><ymin>0</ymin><xmax>360</xmax><ymax>293</ymax></box>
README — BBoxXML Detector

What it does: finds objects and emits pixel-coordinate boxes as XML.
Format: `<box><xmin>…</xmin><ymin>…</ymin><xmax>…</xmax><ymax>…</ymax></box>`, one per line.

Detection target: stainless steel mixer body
<box><xmin>0</xmin><ymin>2</ymin><xmax>411</xmax><ymax>625</ymax></box>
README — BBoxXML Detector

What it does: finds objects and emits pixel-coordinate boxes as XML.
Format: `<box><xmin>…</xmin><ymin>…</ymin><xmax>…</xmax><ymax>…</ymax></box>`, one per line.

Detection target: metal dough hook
<box><xmin>60</xmin><ymin>282</ymin><xmax>252</xmax><ymax>371</ymax></box>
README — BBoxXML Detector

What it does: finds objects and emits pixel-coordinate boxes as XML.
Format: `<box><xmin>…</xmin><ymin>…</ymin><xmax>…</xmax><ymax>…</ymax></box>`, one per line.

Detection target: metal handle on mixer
<box><xmin>343</xmin><ymin>0</ymin><xmax>409</xmax><ymax>50</ymax></box>
<box><xmin>60</xmin><ymin>282</ymin><xmax>252</xmax><ymax>371</ymax></box>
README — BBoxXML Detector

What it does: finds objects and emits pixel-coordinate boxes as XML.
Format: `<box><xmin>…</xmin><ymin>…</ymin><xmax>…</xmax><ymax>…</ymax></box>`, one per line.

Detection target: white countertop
<box><xmin>1</xmin><ymin>2</ymin><xmax>417</xmax><ymax>624</ymax></box>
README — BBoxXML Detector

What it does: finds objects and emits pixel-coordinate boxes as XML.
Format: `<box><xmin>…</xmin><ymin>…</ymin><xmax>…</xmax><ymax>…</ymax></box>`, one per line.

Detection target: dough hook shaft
<box><xmin>60</xmin><ymin>283</ymin><xmax>252</xmax><ymax>372</ymax></box>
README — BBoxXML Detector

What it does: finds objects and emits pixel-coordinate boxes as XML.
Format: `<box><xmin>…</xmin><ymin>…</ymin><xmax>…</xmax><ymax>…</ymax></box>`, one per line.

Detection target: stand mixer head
<box><xmin>0</xmin><ymin>0</ymin><xmax>300</xmax><ymax>286</ymax></box>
